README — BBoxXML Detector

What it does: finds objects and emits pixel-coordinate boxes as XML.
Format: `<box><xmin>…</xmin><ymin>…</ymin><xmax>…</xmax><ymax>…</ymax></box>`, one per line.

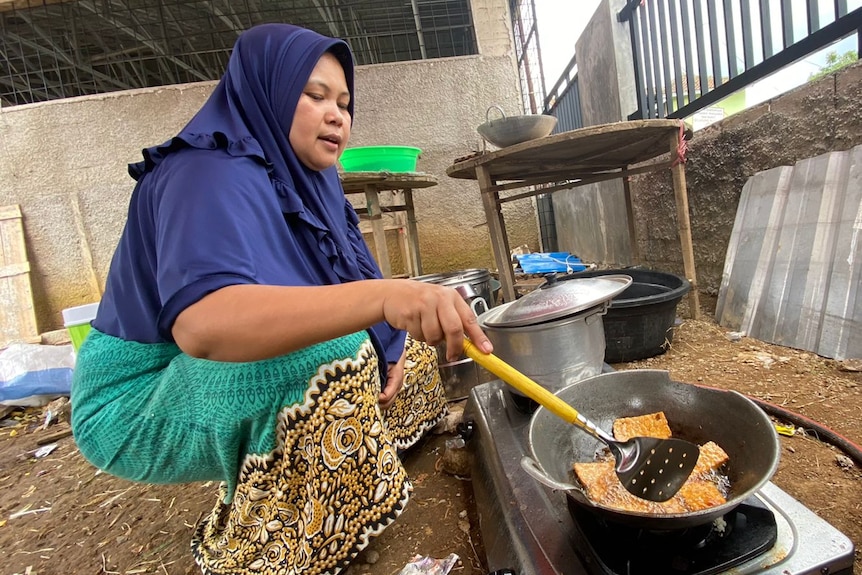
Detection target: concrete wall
<box><xmin>0</xmin><ymin>0</ymin><xmax>534</xmax><ymax>334</ymax></box>
<box><xmin>553</xmin><ymin>0</ymin><xmax>637</xmax><ymax>266</ymax></box>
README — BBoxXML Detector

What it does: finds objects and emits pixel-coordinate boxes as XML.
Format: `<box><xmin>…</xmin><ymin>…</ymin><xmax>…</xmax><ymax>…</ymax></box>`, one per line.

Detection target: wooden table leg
<box><xmin>364</xmin><ymin>184</ymin><xmax>392</xmax><ymax>278</ymax></box>
<box><xmin>622</xmin><ymin>175</ymin><xmax>641</xmax><ymax>263</ymax></box>
<box><xmin>668</xmin><ymin>133</ymin><xmax>701</xmax><ymax>319</ymax></box>
<box><xmin>403</xmin><ymin>189</ymin><xmax>423</xmax><ymax>276</ymax></box>
<box><xmin>391</xmin><ymin>190</ymin><xmax>411</xmax><ymax>276</ymax></box>
<box><xmin>477</xmin><ymin>166</ymin><xmax>515</xmax><ymax>302</ymax></box>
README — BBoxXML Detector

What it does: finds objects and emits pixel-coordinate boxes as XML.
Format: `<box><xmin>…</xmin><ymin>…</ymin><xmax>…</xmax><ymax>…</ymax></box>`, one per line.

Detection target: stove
<box><xmin>464</xmin><ymin>380</ymin><xmax>855</xmax><ymax>575</ymax></box>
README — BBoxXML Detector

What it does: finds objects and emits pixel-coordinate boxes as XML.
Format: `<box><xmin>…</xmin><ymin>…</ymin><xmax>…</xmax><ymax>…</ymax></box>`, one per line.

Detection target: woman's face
<box><xmin>289</xmin><ymin>52</ymin><xmax>352</xmax><ymax>171</ymax></box>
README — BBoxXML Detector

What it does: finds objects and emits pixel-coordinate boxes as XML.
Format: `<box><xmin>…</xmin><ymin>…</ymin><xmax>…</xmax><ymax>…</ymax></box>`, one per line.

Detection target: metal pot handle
<box><xmin>520</xmin><ymin>456</ymin><xmax>578</xmax><ymax>491</ymax></box>
<box><xmin>470</xmin><ymin>296</ymin><xmax>489</xmax><ymax>316</ymax></box>
<box><xmin>486</xmin><ymin>104</ymin><xmax>506</xmax><ymax>122</ymax></box>
<box><xmin>453</xmin><ymin>285</ymin><xmax>489</xmax><ymax>317</ymax></box>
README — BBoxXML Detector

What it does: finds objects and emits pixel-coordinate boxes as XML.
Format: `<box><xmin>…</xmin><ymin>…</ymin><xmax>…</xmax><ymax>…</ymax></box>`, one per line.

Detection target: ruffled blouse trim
<box><xmin>128</xmin><ymin>132</ymin><xmax>268</xmax><ymax>180</ymax></box>
<box><xmin>272</xmin><ymin>177</ymin><xmax>362</xmax><ymax>284</ymax></box>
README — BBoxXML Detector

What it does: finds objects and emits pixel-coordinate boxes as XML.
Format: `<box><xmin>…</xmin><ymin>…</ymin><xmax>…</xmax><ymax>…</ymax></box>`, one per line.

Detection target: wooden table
<box><xmin>446</xmin><ymin>119</ymin><xmax>700</xmax><ymax>318</ymax></box>
<box><xmin>340</xmin><ymin>171</ymin><xmax>438</xmax><ymax>278</ymax></box>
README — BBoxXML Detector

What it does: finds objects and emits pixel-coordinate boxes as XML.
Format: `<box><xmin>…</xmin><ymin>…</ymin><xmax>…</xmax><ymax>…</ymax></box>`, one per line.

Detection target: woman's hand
<box><xmin>379</xmin><ymin>351</ymin><xmax>406</xmax><ymax>410</ymax></box>
<box><xmin>380</xmin><ymin>280</ymin><xmax>493</xmax><ymax>362</ymax></box>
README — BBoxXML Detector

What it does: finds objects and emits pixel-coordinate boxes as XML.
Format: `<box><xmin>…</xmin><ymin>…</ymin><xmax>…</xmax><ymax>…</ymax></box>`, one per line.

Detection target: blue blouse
<box><xmin>92</xmin><ymin>23</ymin><xmax>406</xmax><ymax>371</ymax></box>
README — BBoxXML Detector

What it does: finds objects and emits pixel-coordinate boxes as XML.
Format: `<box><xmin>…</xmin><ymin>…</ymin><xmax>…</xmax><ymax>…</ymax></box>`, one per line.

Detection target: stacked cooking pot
<box><xmin>413</xmin><ymin>269</ymin><xmax>498</xmax><ymax>399</ymax></box>
<box><xmin>476</xmin><ymin>274</ymin><xmax>632</xmax><ymax>394</ymax></box>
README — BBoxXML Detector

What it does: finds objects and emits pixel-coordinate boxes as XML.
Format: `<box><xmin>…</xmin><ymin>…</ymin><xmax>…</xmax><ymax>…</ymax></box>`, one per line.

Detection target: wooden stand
<box><xmin>447</xmin><ymin>119</ymin><xmax>700</xmax><ymax>319</ymax></box>
<box><xmin>1</xmin><ymin>205</ymin><xmax>40</xmax><ymax>346</ymax></box>
<box><xmin>341</xmin><ymin>172</ymin><xmax>437</xmax><ymax>278</ymax></box>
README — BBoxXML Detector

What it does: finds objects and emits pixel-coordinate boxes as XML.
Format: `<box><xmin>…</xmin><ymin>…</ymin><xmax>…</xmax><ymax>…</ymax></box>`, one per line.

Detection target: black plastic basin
<box><xmin>565</xmin><ymin>268</ymin><xmax>691</xmax><ymax>363</ymax></box>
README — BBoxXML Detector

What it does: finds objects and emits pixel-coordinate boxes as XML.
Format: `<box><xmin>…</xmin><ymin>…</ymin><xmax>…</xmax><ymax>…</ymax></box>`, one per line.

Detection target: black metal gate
<box><xmin>619</xmin><ymin>0</ymin><xmax>861</xmax><ymax>120</ymax></box>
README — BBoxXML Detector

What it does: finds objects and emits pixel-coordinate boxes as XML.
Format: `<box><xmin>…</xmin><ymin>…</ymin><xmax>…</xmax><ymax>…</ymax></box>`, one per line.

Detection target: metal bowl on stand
<box><xmin>477</xmin><ymin>105</ymin><xmax>558</xmax><ymax>148</ymax></box>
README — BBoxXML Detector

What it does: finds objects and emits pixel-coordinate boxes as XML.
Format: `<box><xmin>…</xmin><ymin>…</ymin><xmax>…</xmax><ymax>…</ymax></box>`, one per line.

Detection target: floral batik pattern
<box><xmin>191</xmin><ymin>335</ymin><xmax>446</xmax><ymax>574</ymax></box>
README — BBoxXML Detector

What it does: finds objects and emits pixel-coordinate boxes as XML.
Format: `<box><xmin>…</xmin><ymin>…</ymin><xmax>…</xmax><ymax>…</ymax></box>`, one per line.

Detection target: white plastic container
<box><xmin>62</xmin><ymin>302</ymin><xmax>100</xmax><ymax>351</ymax></box>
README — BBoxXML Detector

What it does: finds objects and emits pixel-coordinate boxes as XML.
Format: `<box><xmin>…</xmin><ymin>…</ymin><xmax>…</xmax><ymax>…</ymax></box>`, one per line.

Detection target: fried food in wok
<box><xmin>573</xmin><ymin>412</ymin><xmax>730</xmax><ymax>513</ymax></box>
<box><xmin>612</xmin><ymin>411</ymin><xmax>672</xmax><ymax>441</ymax></box>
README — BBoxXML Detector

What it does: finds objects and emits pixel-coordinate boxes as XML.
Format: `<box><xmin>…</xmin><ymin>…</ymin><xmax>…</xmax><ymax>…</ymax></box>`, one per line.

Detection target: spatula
<box><xmin>463</xmin><ymin>340</ymin><xmax>700</xmax><ymax>502</ymax></box>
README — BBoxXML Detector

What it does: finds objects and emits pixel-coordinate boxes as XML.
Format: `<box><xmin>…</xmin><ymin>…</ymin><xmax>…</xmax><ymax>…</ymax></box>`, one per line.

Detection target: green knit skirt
<box><xmin>71</xmin><ymin>329</ymin><xmax>447</xmax><ymax>574</ymax></box>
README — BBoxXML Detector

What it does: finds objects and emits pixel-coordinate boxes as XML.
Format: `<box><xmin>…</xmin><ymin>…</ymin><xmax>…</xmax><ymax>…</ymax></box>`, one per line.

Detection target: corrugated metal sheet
<box><xmin>716</xmin><ymin>144</ymin><xmax>862</xmax><ymax>360</ymax></box>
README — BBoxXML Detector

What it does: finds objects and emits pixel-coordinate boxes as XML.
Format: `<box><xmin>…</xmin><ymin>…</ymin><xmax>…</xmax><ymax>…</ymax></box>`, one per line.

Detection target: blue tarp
<box><xmin>515</xmin><ymin>252</ymin><xmax>586</xmax><ymax>274</ymax></box>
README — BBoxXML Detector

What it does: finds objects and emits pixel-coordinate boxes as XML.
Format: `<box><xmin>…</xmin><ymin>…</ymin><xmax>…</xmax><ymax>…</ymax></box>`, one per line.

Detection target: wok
<box><xmin>521</xmin><ymin>369</ymin><xmax>780</xmax><ymax>530</ymax></box>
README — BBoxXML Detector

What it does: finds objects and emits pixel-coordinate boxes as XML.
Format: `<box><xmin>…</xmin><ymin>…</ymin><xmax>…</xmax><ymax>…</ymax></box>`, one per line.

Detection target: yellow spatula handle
<box><xmin>463</xmin><ymin>339</ymin><xmax>583</xmax><ymax>427</ymax></box>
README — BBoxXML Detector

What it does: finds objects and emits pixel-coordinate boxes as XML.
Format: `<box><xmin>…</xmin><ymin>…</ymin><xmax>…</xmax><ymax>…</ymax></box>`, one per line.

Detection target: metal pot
<box><xmin>521</xmin><ymin>369</ymin><xmax>780</xmax><ymax>530</ymax></box>
<box><xmin>413</xmin><ymin>269</ymin><xmax>496</xmax><ymax>399</ymax></box>
<box><xmin>413</xmin><ymin>268</ymin><xmax>493</xmax><ymax>313</ymax></box>
<box><xmin>476</xmin><ymin>274</ymin><xmax>632</xmax><ymax>393</ymax></box>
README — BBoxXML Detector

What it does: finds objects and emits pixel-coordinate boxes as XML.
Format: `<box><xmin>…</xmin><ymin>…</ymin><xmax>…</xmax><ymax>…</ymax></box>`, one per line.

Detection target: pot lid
<box><xmin>482</xmin><ymin>274</ymin><xmax>632</xmax><ymax>327</ymax></box>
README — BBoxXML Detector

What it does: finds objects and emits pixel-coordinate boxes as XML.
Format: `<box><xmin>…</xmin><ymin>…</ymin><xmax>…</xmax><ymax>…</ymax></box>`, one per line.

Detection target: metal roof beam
<box><xmin>77</xmin><ymin>0</ymin><xmax>210</xmax><ymax>82</ymax></box>
<box><xmin>3</xmin><ymin>28</ymin><xmax>132</xmax><ymax>90</ymax></box>
<box><xmin>202</xmin><ymin>1</ymin><xmax>245</xmax><ymax>35</ymax></box>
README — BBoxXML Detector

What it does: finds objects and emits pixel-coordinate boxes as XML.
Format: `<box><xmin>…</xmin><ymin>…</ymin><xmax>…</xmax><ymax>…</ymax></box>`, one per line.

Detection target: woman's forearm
<box><xmin>172</xmin><ymin>279</ymin><xmax>493</xmax><ymax>363</ymax></box>
<box><xmin>172</xmin><ymin>282</ymin><xmax>394</xmax><ymax>362</ymax></box>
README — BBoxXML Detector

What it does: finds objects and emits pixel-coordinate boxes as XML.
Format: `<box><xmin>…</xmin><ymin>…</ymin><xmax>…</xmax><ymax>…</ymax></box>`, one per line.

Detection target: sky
<box><xmin>532</xmin><ymin>0</ymin><xmax>858</xmax><ymax>112</ymax></box>
<box><xmin>533</xmin><ymin>0</ymin><xmax>601</xmax><ymax>85</ymax></box>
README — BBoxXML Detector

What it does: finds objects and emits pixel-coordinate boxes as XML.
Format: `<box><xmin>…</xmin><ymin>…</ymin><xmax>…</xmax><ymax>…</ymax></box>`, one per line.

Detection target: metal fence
<box><xmin>618</xmin><ymin>0</ymin><xmax>862</xmax><ymax>120</ymax></box>
<box><xmin>510</xmin><ymin>0</ymin><xmax>547</xmax><ymax>114</ymax></box>
<box><xmin>543</xmin><ymin>51</ymin><xmax>581</xmax><ymax>132</ymax></box>
<box><xmin>0</xmin><ymin>0</ymin><xmax>477</xmax><ymax>107</ymax></box>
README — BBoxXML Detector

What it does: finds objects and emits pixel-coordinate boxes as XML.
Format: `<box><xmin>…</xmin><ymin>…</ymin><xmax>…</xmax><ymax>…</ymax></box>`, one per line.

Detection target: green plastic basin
<box><xmin>339</xmin><ymin>146</ymin><xmax>421</xmax><ymax>173</ymax></box>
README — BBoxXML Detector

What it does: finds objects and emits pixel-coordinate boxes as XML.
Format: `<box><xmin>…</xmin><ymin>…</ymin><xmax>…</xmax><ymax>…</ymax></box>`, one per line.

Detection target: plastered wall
<box><xmin>0</xmin><ymin>0</ymin><xmax>534</xmax><ymax>334</ymax></box>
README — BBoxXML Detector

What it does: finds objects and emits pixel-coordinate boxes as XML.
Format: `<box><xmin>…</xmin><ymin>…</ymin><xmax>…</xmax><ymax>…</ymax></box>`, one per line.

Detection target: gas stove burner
<box><xmin>567</xmin><ymin>497</ymin><xmax>778</xmax><ymax>575</ymax></box>
<box><xmin>506</xmin><ymin>389</ymin><xmax>539</xmax><ymax>414</ymax></box>
<box><xmin>466</xmin><ymin>380</ymin><xmax>855</xmax><ymax>575</ymax></box>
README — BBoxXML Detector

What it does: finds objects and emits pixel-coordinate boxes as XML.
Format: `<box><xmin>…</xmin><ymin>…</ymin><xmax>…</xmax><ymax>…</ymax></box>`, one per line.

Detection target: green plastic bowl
<box><xmin>339</xmin><ymin>146</ymin><xmax>422</xmax><ymax>173</ymax></box>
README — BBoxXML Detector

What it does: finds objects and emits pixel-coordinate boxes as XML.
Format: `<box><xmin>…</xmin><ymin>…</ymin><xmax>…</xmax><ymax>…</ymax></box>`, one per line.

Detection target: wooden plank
<box><xmin>668</xmin><ymin>134</ymin><xmax>701</xmax><ymax>319</ymax></box>
<box><xmin>340</xmin><ymin>172</ymin><xmax>438</xmax><ymax>193</ymax></box>
<box><xmin>477</xmin><ymin>166</ymin><xmax>516</xmax><ymax>303</ymax></box>
<box><xmin>0</xmin><ymin>204</ymin><xmax>39</xmax><ymax>347</ymax></box>
<box><xmin>446</xmin><ymin>120</ymin><xmax>682</xmax><ymax>181</ymax></box>
<box><xmin>402</xmin><ymin>189</ymin><xmax>423</xmax><ymax>276</ymax></box>
<box><xmin>364</xmin><ymin>184</ymin><xmax>392</xmax><ymax>278</ymax></box>
<box><xmin>622</xmin><ymin>177</ymin><xmax>641</xmax><ymax>263</ymax></box>
<box><xmin>0</xmin><ymin>261</ymin><xmax>30</xmax><ymax>278</ymax></box>
<box><xmin>0</xmin><ymin>205</ymin><xmax>23</xmax><ymax>220</ymax></box>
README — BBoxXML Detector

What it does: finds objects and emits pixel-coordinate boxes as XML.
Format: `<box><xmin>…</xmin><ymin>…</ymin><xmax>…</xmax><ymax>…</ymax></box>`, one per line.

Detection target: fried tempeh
<box><xmin>676</xmin><ymin>480</ymin><xmax>727</xmax><ymax>511</ymax></box>
<box><xmin>572</xmin><ymin>412</ymin><xmax>730</xmax><ymax>514</ymax></box>
<box><xmin>692</xmin><ymin>440</ymin><xmax>730</xmax><ymax>476</ymax></box>
<box><xmin>573</xmin><ymin>461</ymin><xmax>616</xmax><ymax>502</ymax></box>
<box><xmin>612</xmin><ymin>411</ymin><xmax>672</xmax><ymax>441</ymax></box>
<box><xmin>573</xmin><ymin>459</ymin><xmax>688</xmax><ymax>514</ymax></box>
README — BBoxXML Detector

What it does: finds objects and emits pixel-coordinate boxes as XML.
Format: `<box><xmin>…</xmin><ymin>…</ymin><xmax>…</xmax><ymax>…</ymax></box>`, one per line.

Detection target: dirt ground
<box><xmin>1</xmin><ymin>295</ymin><xmax>860</xmax><ymax>575</ymax></box>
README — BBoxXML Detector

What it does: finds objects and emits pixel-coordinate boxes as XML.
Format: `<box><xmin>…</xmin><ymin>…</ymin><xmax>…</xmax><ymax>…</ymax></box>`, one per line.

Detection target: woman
<box><xmin>70</xmin><ymin>23</ymin><xmax>492</xmax><ymax>574</ymax></box>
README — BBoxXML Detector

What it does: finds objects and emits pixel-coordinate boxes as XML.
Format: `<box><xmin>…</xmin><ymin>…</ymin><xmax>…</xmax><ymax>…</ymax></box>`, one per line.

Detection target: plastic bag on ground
<box><xmin>0</xmin><ymin>343</ymin><xmax>75</xmax><ymax>406</ymax></box>
<box><xmin>396</xmin><ymin>553</ymin><xmax>460</xmax><ymax>575</ymax></box>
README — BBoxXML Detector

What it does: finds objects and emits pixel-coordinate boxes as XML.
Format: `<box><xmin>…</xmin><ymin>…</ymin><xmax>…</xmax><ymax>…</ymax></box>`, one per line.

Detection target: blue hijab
<box><xmin>95</xmin><ymin>23</ymin><xmax>406</xmax><ymax>369</ymax></box>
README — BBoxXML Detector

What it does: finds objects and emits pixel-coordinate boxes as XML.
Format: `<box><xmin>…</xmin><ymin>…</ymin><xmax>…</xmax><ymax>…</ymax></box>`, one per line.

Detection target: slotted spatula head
<box><xmin>609</xmin><ymin>436</ymin><xmax>700</xmax><ymax>502</ymax></box>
